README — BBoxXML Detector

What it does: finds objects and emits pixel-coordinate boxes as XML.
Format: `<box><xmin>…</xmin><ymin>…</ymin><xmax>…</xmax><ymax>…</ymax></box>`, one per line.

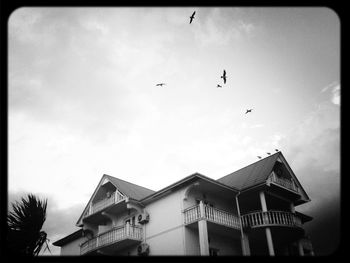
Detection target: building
<box><xmin>53</xmin><ymin>151</ymin><xmax>314</xmax><ymax>256</ymax></box>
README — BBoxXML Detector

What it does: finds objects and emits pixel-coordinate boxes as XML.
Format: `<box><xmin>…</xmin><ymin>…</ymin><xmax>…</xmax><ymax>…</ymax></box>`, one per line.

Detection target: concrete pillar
<box><xmin>235</xmin><ymin>195</ymin><xmax>250</xmax><ymax>256</ymax></box>
<box><xmin>241</xmin><ymin>232</ymin><xmax>251</xmax><ymax>256</ymax></box>
<box><xmin>198</xmin><ymin>200</ymin><xmax>209</xmax><ymax>255</ymax></box>
<box><xmin>126</xmin><ymin>221</ymin><xmax>130</xmax><ymax>237</ymax></box>
<box><xmin>298</xmin><ymin>239</ymin><xmax>304</xmax><ymax>256</ymax></box>
<box><xmin>265</xmin><ymin>227</ymin><xmax>275</xmax><ymax>256</ymax></box>
<box><xmin>260</xmin><ymin>191</ymin><xmax>275</xmax><ymax>256</ymax></box>
<box><xmin>259</xmin><ymin>191</ymin><xmax>268</xmax><ymax>212</ymax></box>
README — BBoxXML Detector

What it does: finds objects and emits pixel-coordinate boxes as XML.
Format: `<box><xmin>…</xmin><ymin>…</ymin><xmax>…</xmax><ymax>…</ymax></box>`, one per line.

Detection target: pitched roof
<box><xmin>105</xmin><ymin>174</ymin><xmax>156</xmax><ymax>201</ymax></box>
<box><xmin>217</xmin><ymin>152</ymin><xmax>281</xmax><ymax>190</ymax></box>
<box><xmin>140</xmin><ymin>172</ymin><xmax>239</xmax><ymax>204</ymax></box>
<box><xmin>52</xmin><ymin>229</ymin><xmax>83</xmax><ymax>247</ymax></box>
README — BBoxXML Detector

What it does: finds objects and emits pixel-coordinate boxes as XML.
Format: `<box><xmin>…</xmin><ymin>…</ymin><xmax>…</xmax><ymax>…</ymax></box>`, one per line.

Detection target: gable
<box><xmin>217</xmin><ymin>152</ymin><xmax>310</xmax><ymax>202</ymax></box>
<box><xmin>76</xmin><ymin>174</ymin><xmax>155</xmax><ymax>226</ymax></box>
<box><xmin>217</xmin><ymin>153</ymin><xmax>280</xmax><ymax>190</ymax></box>
<box><xmin>269</xmin><ymin>155</ymin><xmax>310</xmax><ymax>202</ymax></box>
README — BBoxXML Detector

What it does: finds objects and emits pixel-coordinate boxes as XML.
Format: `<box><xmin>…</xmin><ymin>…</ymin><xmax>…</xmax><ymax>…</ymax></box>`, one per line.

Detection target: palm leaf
<box><xmin>7</xmin><ymin>194</ymin><xmax>49</xmax><ymax>256</ymax></box>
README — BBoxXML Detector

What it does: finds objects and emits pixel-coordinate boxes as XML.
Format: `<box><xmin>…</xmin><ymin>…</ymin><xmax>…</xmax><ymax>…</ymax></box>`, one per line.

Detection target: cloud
<box><xmin>331</xmin><ymin>84</ymin><xmax>340</xmax><ymax>105</ymax></box>
<box><xmin>278</xmin><ymin>100</ymin><xmax>340</xmax><ymax>222</ymax></box>
<box><xmin>320</xmin><ymin>81</ymin><xmax>338</xmax><ymax>93</ymax></box>
<box><xmin>194</xmin><ymin>8</ymin><xmax>257</xmax><ymax>47</ymax></box>
<box><xmin>320</xmin><ymin>81</ymin><xmax>340</xmax><ymax>106</ymax></box>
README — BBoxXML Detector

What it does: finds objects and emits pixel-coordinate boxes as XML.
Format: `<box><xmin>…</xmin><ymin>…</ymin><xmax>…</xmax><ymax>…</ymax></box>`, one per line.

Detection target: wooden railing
<box><xmin>241</xmin><ymin>210</ymin><xmax>302</xmax><ymax>229</ymax></box>
<box><xmin>86</xmin><ymin>191</ymin><xmax>126</xmax><ymax>217</ymax></box>
<box><xmin>183</xmin><ymin>204</ymin><xmax>240</xmax><ymax>230</ymax></box>
<box><xmin>270</xmin><ymin>172</ymin><xmax>299</xmax><ymax>193</ymax></box>
<box><xmin>80</xmin><ymin>224</ymin><xmax>143</xmax><ymax>255</ymax></box>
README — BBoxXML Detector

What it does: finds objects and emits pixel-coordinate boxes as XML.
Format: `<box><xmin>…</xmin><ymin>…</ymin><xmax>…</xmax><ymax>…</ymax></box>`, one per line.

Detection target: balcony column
<box><xmin>241</xmin><ymin>232</ymin><xmax>251</xmax><ymax>256</ymax></box>
<box><xmin>198</xmin><ymin>200</ymin><xmax>209</xmax><ymax>255</ymax></box>
<box><xmin>236</xmin><ymin>195</ymin><xmax>250</xmax><ymax>256</ymax></box>
<box><xmin>89</xmin><ymin>204</ymin><xmax>93</xmax><ymax>215</ymax></box>
<box><xmin>297</xmin><ymin>239</ymin><xmax>304</xmax><ymax>256</ymax></box>
<box><xmin>259</xmin><ymin>191</ymin><xmax>275</xmax><ymax>256</ymax></box>
<box><xmin>126</xmin><ymin>221</ymin><xmax>130</xmax><ymax>237</ymax></box>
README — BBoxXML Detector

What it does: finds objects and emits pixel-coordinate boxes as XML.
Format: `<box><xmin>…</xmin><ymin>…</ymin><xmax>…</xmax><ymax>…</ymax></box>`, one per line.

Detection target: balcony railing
<box><xmin>183</xmin><ymin>204</ymin><xmax>240</xmax><ymax>230</ymax></box>
<box><xmin>86</xmin><ymin>191</ymin><xmax>126</xmax><ymax>217</ymax></box>
<box><xmin>241</xmin><ymin>210</ymin><xmax>302</xmax><ymax>229</ymax></box>
<box><xmin>80</xmin><ymin>224</ymin><xmax>143</xmax><ymax>255</ymax></box>
<box><xmin>269</xmin><ymin>172</ymin><xmax>299</xmax><ymax>193</ymax></box>
<box><xmin>183</xmin><ymin>205</ymin><xmax>200</xmax><ymax>224</ymax></box>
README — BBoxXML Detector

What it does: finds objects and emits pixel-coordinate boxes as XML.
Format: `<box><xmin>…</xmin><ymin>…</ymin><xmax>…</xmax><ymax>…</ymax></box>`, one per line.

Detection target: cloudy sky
<box><xmin>8</xmin><ymin>7</ymin><xmax>340</xmax><ymax>255</ymax></box>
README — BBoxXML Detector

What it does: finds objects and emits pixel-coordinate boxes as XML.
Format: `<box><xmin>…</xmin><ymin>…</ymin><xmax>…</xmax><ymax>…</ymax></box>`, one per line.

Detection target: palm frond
<box><xmin>7</xmin><ymin>194</ymin><xmax>49</xmax><ymax>256</ymax></box>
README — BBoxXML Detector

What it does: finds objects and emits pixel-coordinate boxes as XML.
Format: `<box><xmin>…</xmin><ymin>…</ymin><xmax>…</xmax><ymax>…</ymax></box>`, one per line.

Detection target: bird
<box><xmin>156</xmin><ymin>83</ymin><xmax>166</xmax><ymax>87</ymax></box>
<box><xmin>217</xmin><ymin>84</ymin><xmax>222</xmax><ymax>88</ymax></box>
<box><xmin>189</xmin><ymin>11</ymin><xmax>196</xmax><ymax>24</ymax></box>
<box><xmin>245</xmin><ymin>109</ymin><xmax>253</xmax><ymax>114</ymax></box>
<box><xmin>267</xmin><ymin>152</ymin><xmax>271</xmax><ymax>155</ymax></box>
<box><xmin>221</xmin><ymin>70</ymin><xmax>227</xmax><ymax>84</ymax></box>
<box><xmin>275</xmin><ymin>149</ymin><xmax>279</xmax><ymax>152</ymax></box>
<box><xmin>257</xmin><ymin>156</ymin><xmax>262</xmax><ymax>159</ymax></box>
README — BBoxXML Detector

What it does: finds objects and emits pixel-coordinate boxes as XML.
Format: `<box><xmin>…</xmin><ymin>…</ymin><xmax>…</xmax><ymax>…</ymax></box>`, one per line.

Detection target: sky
<box><xmin>8</xmin><ymin>7</ymin><xmax>340</xmax><ymax>255</ymax></box>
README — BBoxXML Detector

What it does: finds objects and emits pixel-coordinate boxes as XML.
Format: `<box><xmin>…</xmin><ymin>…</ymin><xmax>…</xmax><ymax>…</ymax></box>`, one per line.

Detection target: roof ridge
<box><xmin>104</xmin><ymin>174</ymin><xmax>155</xmax><ymax>192</ymax></box>
<box><xmin>218</xmin><ymin>152</ymin><xmax>280</xmax><ymax>181</ymax></box>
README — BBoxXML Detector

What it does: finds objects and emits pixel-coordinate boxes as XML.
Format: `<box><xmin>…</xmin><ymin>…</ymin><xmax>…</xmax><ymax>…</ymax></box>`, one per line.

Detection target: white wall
<box><xmin>143</xmin><ymin>187</ymin><xmax>187</xmax><ymax>255</ymax></box>
<box><xmin>60</xmin><ymin>236</ymin><xmax>87</xmax><ymax>255</ymax></box>
<box><xmin>184</xmin><ymin>227</ymin><xmax>200</xmax><ymax>255</ymax></box>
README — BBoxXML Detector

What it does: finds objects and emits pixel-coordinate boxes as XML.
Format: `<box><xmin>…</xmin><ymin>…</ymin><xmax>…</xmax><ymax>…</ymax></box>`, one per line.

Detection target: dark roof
<box><xmin>217</xmin><ymin>152</ymin><xmax>281</xmax><ymax>190</ymax></box>
<box><xmin>296</xmin><ymin>211</ymin><xmax>313</xmax><ymax>223</ymax></box>
<box><xmin>105</xmin><ymin>174</ymin><xmax>156</xmax><ymax>200</ymax></box>
<box><xmin>52</xmin><ymin>229</ymin><xmax>83</xmax><ymax>247</ymax></box>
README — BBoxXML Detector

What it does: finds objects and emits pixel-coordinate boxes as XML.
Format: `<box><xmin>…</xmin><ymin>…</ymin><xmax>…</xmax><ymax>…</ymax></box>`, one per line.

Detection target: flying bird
<box><xmin>221</xmin><ymin>70</ymin><xmax>227</xmax><ymax>84</ymax></box>
<box><xmin>257</xmin><ymin>156</ymin><xmax>262</xmax><ymax>159</ymax></box>
<box><xmin>267</xmin><ymin>152</ymin><xmax>271</xmax><ymax>155</ymax></box>
<box><xmin>156</xmin><ymin>83</ymin><xmax>166</xmax><ymax>87</ymax></box>
<box><xmin>217</xmin><ymin>84</ymin><xmax>222</xmax><ymax>88</ymax></box>
<box><xmin>245</xmin><ymin>109</ymin><xmax>253</xmax><ymax>114</ymax></box>
<box><xmin>275</xmin><ymin>149</ymin><xmax>279</xmax><ymax>152</ymax></box>
<box><xmin>189</xmin><ymin>11</ymin><xmax>196</xmax><ymax>24</ymax></box>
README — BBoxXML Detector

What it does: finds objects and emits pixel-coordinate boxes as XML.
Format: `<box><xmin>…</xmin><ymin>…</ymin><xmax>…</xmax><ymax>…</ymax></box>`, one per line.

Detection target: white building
<box><xmin>53</xmin><ymin>151</ymin><xmax>314</xmax><ymax>256</ymax></box>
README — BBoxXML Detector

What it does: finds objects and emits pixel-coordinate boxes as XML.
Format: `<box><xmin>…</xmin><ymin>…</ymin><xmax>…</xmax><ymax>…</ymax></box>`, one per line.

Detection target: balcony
<box><xmin>241</xmin><ymin>210</ymin><xmax>302</xmax><ymax>229</ymax></box>
<box><xmin>269</xmin><ymin>172</ymin><xmax>299</xmax><ymax>193</ymax></box>
<box><xmin>85</xmin><ymin>191</ymin><xmax>126</xmax><ymax>218</ymax></box>
<box><xmin>80</xmin><ymin>224</ymin><xmax>143</xmax><ymax>255</ymax></box>
<box><xmin>183</xmin><ymin>204</ymin><xmax>240</xmax><ymax>230</ymax></box>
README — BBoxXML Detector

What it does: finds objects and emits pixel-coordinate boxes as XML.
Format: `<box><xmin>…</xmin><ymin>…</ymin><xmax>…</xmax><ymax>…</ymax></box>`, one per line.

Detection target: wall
<box><xmin>184</xmin><ymin>227</ymin><xmax>200</xmax><ymax>255</ymax></box>
<box><xmin>60</xmin><ymin>236</ymin><xmax>87</xmax><ymax>255</ymax></box>
<box><xmin>143</xmin><ymin>187</ymin><xmax>187</xmax><ymax>255</ymax></box>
